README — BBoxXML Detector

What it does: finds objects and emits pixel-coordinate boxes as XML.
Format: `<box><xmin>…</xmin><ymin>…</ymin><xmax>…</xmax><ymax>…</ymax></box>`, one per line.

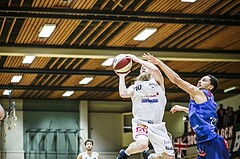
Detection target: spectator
<box><xmin>217</xmin><ymin>103</ymin><xmax>226</xmax><ymax>128</ymax></box>
<box><xmin>76</xmin><ymin>139</ymin><xmax>100</xmax><ymax>159</ymax></box>
<box><xmin>217</xmin><ymin>109</ymin><xmax>225</xmax><ymax>128</ymax></box>
<box><xmin>217</xmin><ymin>104</ymin><xmax>226</xmax><ymax>116</ymax></box>
<box><xmin>227</xmin><ymin>106</ymin><xmax>235</xmax><ymax>126</ymax></box>
<box><xmin>223</xmin><ymin>106</ymin><xmax>235</xmax><ymax>127</ymax></box>
<box><xmin>234</xmin><ymin>105</ymin><xmax>240</xmax><ymax>124</ymax></box>
<box><xmin>223</xmin><ymin>108</ymin><xmax>229</xmax><ymax>127</ymax></box>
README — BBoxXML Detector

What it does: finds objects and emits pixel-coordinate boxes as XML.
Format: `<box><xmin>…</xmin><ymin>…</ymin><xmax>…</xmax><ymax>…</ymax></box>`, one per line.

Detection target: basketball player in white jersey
<box><xmin>76</xmin><ymin>139</ymin><xmax>100</xmax><ymax>159</ymax></box>
<box><xmin>115</xmin><ymin>54</ymin><xmax>175</xmax><ymax>159</ymax></box>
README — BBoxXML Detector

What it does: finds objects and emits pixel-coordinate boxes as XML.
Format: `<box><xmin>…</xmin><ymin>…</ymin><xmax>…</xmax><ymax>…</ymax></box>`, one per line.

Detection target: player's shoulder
<box><xmin>79</xmin><ymin>152</ymin><xmax>85</xmax><ymax>156</ymax></box>
<box><xmin>76</xmin><ymin>152</ymin><xmax>84</xmax><ymax>159</ymax></box>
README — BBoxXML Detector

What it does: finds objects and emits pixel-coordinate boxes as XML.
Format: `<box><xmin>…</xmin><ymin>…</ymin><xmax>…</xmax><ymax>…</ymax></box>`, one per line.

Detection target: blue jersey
<box><xmin>188</xmin><ymin>89</ymin><xmax>218</xmax><ymax>143</ymax></box>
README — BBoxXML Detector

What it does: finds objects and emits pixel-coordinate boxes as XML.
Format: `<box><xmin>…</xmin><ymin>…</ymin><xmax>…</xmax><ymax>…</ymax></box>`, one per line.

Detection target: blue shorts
<box><xmin>197</xmin><ymin>135</ymin><xmax>230</xmax><ymax>159</ymax></box>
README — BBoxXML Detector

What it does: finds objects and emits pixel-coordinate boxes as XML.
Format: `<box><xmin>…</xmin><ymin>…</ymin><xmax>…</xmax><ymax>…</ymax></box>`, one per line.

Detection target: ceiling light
<box><xmin>79</xmin><ymin>77</ymin><xmax>93</xmax><ymax>84</ymax></box>
<box><xmin>22</xmin><ymin>55</ymin><xmax>35</xmax><ymax>64</ymax></box>
<box><xmin>224</xmin><ymin>86</ymin><xmax>237</xmax><ymax>93</ymax></box>
<box><xmin>38</xmin><ymin>24</ymin><xmax>56</xmax><ymax>38</ymax></box>
<box><xmin>3</xmin><ymin>90</ymin><xmax>11</xmax><ymax>96</ymax></box>
<box><xmin>181</xmin><ymin>0</ymin><xmax>196</xmax><ymax>2</ymax></box>
<box><xmin>183</xmin><ymin>116</ymin><xmax>187</xmax><ymax>121</ymax></box>
<box><xmin>11</xmin><ymin>75</ymin><xmax>22</xmax><ymax>83</ymax></box>
<box><xmin>62</xmin><ymin>91</ymin><xmax>74</xmax><ymax>97</ymax></box>
<box><xmin>101</xmin><ymin>58</ymin><xmax>114</xmax><ymax>66</ymax></box>
<box><xmin>133</xmin><ymin>28</ymin><xmax>157</xmax><ymax>41</ymax></box>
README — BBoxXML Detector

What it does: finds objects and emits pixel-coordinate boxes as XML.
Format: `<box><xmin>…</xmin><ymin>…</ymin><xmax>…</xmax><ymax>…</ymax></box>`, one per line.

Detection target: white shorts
<box><xmin>132</xmin><ymin>118</ymin><xmax>175</xmax><ymax>156</ymax></box>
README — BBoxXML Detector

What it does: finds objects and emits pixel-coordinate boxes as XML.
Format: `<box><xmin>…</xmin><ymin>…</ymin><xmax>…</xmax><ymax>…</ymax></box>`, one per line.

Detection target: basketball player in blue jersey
<box><xmin>76</xmin><ymin>139</ymin><xmax>100</xmax><ymax>159</ymax></box>
<box><xmin>115</xmin><ymin>54</ymin><xmax>175</xmax><ymax>159</ymax></box>
<box><xmin>143</xmin><ymin>53</ymin><xmax>230</xmax><ymax>159</ymax></box>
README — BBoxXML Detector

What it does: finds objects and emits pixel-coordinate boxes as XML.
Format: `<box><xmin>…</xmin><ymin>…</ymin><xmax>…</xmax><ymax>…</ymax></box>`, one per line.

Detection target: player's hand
<box><xmin>125</xmin><ymin>54</ymin><xmax>139</xmax><ymax>62</ymax></box>
<box><xmin>170</xmin><ymin>105</ymin><xmax>184</xmax><ymax>114</ymax></box>
<box><xmin>142</xmin><ymin>53</ymin><xmax>159</xmax><ymax>65</ymax></box>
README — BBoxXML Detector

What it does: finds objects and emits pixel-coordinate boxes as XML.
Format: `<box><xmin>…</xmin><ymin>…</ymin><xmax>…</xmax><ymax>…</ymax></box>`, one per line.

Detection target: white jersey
<box><xmin>131</xmin><ymin>78</ymin><xmax>166</xmax><ymax>122</ymax></box>
<box><xmin>79</xmin><ymin>151</ymin><xmax>99</xmax><ymax>159</ymax></box>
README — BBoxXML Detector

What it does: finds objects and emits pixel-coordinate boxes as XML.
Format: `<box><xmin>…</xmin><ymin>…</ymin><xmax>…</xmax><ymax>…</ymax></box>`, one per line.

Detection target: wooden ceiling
<box><xmin>0</xmin><ymin>0</ymin><xmax>240</xmax><ymax>103</ymax></box>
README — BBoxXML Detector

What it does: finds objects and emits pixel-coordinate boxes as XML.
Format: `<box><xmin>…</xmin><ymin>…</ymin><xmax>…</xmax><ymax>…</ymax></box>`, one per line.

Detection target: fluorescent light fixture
<box><xmin>3</xmin><ymin>90</ymin><xmax>11</xmax><ymax>96</ymax></box>
<box><xmin>181</xmin><ymin>0</ymin><xmax>196</xmax><ymax>2</ymax></box>
<box><xmin>11</xmin><ymin>75</ymin><xmax>22</xmax><ymax>83</ymax></box>
<box><xmin>22</xmin><ymin>55</ymin><xmax>35</xmax><ymax>64</ymax></box>
<box><xmin>183</xmin><ymin>116</ymin><xmax>187</xmax><ymax>121</ymax></box>
<box><xmin>101</xmin><ymin>58</ymin><xmax>114</xmax><ymax>66</ymax></box>
<box><xmin>62</xmin><ymin>91</ymin><xmax>74</xmax><ymax>97</ymax></box>
<box><xmin>224</xmin><ymin>86</ymin><xmax>237</xmax><ymax>93</ymax></box>
<box><xmin>38</xmin><ymin>24</ymin><xmax>56</xmax><ymax>38</ymax></box>
<box><xmin>79</xmin><ymin>77</ymin><xmax>93</xmax><ymax>84</ymax></box>
<box><xmin>134</xmin><ymin>28</ymin><xmax>157</xmax><ymax>41</ymax></box>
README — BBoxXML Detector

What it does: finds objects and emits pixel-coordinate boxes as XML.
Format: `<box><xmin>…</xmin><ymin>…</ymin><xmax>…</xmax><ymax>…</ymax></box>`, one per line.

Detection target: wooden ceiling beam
<box><xmin>0</xmin><ymin>84</ymin><xmax>239</xmax><ymax>95</ymax></box>
<box><xmin>0</xmin><ymin>68</ymin><xmax>239</xmax><ymax>79</ymax></box>
<box><xmin>0</xmin><ymin>7</ymin><xmax>240</xmax><ymax>26</ymax></box>
<box><xmin>0</xmin><ymin>46</ymin><xmax>239</xmax><ymax>62</ymax></box>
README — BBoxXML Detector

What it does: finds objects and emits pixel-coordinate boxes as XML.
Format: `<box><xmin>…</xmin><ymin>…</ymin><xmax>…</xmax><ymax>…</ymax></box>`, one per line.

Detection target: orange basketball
<box><xmin>113</xmin><ymin>54</ymin><xmax>132</xmax><ymax>73</ymax></box>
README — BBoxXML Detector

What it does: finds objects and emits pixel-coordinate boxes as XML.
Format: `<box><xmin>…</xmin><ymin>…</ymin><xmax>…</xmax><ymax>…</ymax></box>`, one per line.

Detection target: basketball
<box><xmin>113</xmin><ymin>54</ymin><xmax>132</xmax><ymax>73</ymax></box>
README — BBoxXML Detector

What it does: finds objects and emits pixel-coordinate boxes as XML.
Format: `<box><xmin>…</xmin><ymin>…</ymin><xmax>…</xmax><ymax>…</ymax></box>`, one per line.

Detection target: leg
<box><xmin>116</xmin><ymin>140</ymin><xmax>149</xmax><ymax>159</ymax></box>
<box><xmin>148</xmin><ymin>153</ymin><xmax>175</xmax><ymax>159</ymax></box>
<box><xmin>143</xmin><ymin>148</ymin><xmax>154</xmax><ymax>159</ymax></box>
<box><xmin>148</xmin><ymin>123</ymin><xmax>175</xmax><ymax>158</ymax></box>
<box><xmin>197</xmin><ymin>136</ymin><xmax>231</xmax><ymax>159</ymax></box>
<box><xmin>126</xmin><ymin>140</ymin><xmax>149</xmax><ymax>155</ymax></box>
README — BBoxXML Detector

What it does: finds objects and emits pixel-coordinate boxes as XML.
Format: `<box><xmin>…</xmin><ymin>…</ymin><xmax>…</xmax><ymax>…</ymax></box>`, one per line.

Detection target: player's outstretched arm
<box><xmin>115</xmin><ymin>71</ymin><xmax>134</xmax><ymax>98</ymax></box>
<box><xmin>126</xmin><ymin>54</ymin><xmax>165</xmax><ymax>91</ymax></box>
<box><xmin>170</xmin><ymin>105</ymin><xmax>188</xmax><ymax>114</ymax></box>
<box><xmin>142</xmin><ymin>53</ymin><xmax>199</xmax><ymax>97</ymax></box>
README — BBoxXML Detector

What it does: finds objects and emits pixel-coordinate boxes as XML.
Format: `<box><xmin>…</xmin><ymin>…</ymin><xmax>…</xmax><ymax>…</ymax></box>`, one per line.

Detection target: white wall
<box><xmin>164</xmin><ymin>111</ymin><xmax>185</xmax><ymax>138</ymax></box>
<box><xmin>217</xmin><ymin>94</ymin><xmax>240</xmax><ymax>110</ymax></box>
<box><xmin>88</xmin><ymin>112</ymin><xmax>143</xmax><ymax>159</ymax></box>
<box><xmin>89</xmin><ymin>112</ymin><xmax>122</xmax><ymax>152</ymax></box>
<box><xmin>0</xmin><ymin>99</ymin><xmax>24</xmax><ymax>159</ymax></box>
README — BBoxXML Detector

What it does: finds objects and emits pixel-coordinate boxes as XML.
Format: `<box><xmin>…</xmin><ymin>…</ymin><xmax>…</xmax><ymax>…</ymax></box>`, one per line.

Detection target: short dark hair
<box><xmin>85</xmin><ymin>139</ymin><xmax>94</xmax><ymax>146</ymax></box>
<box><xmin>207</xmin><ymin>74</ymin><xmax>219</xmax><ymax>93</ymax></box>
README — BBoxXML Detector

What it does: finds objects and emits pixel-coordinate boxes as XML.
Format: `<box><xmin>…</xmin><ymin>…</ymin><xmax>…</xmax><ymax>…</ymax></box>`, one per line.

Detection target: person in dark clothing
<box><xmin>217</xmin><ymin>104</ymin><xmax>226</xmax><ymax>128</ymax></box>
<box><xmin>234</xmin><ymin>105</ymin><xmax>240</xmax><ymax>124</ymax></box>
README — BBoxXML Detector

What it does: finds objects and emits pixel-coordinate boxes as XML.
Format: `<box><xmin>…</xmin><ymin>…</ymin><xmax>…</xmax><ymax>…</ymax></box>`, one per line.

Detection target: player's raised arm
<box><xmin>126</xmin><ymin>54</ymin><xmax>165</xmax><ymax>91</ymax></box>
<box><xmin>117</xmin><ymin>72</ymin><xmax>134</xmax><ymax>98</ymax></box>
<box><xmin>142</xmin><ymin>53</ymin><xmax>200</xmax><ymax>97</ymax></box>
<box><xmin>170</xmin><ymin>105</ymin><xmax>188</xmax><ymax>114</ymax></box>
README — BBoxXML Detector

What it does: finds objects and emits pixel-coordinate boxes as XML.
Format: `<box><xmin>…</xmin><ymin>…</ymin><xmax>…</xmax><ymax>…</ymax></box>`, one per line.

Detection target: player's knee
<box><xmin>135</xmin><ymin>140</ymin><xmax>149</xmax><ymax>151</ymax></box>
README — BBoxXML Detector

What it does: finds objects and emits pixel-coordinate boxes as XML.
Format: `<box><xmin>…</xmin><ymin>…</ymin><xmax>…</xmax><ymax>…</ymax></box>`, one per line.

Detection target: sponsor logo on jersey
<box><xmin>141</xmin><ymin>98</ymin><xmax>158</xmax><ymax>103</ymax></box>
<box><xmin>165</xmin><ymin>146</ymin><xmax>174</xmax><ymax>150</ymax></box>
<box><xmin>197</xmin><ymin>149</ymin><xmax>206</xmax><ymax>157</ymax></box>
<box><xmin>210</xmin><ymin>117</ymin><xmax>217</xmax><ymax>126</ymax></box>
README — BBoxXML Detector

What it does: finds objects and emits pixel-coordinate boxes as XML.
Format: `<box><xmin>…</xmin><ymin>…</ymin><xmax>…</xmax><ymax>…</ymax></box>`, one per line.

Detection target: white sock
<box><xmin>124</xmin><ymin>150</ymin><xmax>130</xmax><ymax>156</ymax></box>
